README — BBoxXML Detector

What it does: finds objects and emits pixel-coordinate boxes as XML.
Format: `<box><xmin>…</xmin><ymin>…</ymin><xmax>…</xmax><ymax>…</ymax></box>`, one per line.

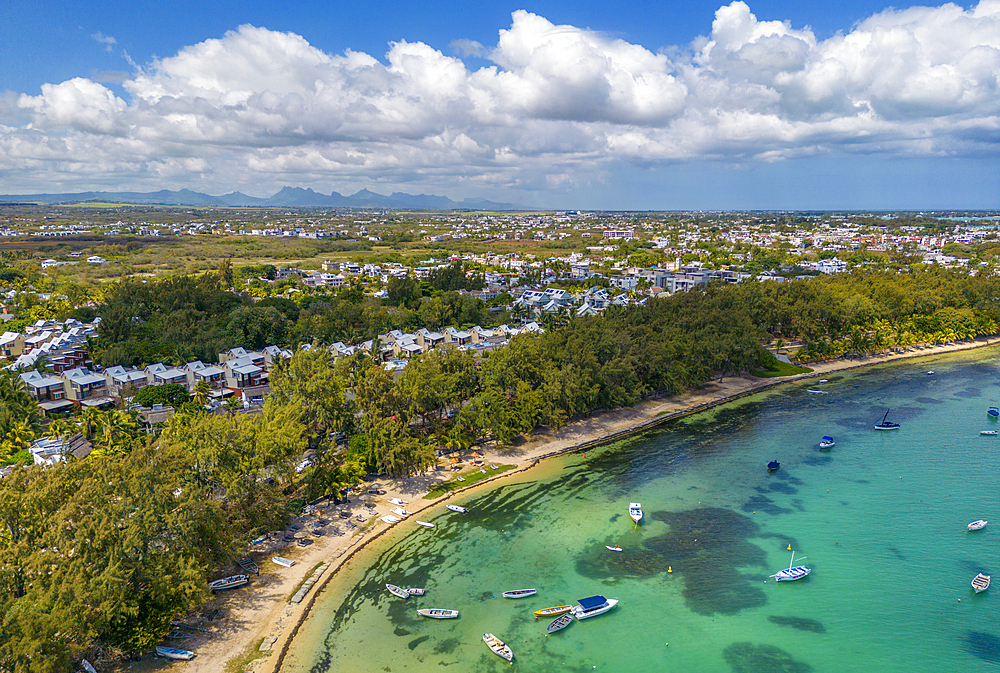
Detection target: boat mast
<box><xmin>881</xmin><ymin>409</ymin><xmax>889</xmax><ymax>425</ymax></box>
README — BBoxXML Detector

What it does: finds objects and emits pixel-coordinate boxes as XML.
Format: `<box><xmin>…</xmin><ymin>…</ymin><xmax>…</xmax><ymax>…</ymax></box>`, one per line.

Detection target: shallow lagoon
<box><xmin>283</xmin><ymin>349</ymin><xmax>1000</xmax><ymax>673</ymax></box>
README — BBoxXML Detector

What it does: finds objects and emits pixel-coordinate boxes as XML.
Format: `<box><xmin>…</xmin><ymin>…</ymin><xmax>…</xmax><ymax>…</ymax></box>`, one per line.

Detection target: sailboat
<box><xmin>771</xmin><ymin>551</ymin><xmax>811</xmax><ymax>582</ymax></box>
<box><xmin>874</xmin><ymin>409</ymin><xmax>900</xmax><ymax>430</ymax></box>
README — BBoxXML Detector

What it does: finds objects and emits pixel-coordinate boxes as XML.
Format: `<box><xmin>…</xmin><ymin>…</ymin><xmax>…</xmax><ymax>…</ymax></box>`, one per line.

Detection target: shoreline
<box><xmin>135</xmin><ymin>336</ymin><xmax>996</xmax><ymax>673</ymax></box>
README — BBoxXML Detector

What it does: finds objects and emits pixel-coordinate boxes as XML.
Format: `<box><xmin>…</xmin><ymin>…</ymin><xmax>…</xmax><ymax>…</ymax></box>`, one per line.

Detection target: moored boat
<box><xmin>446</xmin><ymin>504</ymin><xmax>467</xmax><ymax>513</ymax></box>
<box><xmin>819</xmin><ymin>436</ymin><xmax>835</xmax><ymax>449</ymax></box>
<box><xmin>972</xmin><ymin>573</ymin><xmax>991</xmax><ymax>593</ymax></box>
<box><xmin>807</xmin><ymin>389</ymin><xmax>828</xmax><ymax>394</ymax></box>
<box><xmin>547</xmin><ymin>613</ymin><xmax>574</xmax><ymax>633</ymax></box>
<box><xmin>571</xmin><ymin>595</ymin><xmax>619</xmax><ymax>620</ymax></box>
<box><xmin>988</xmin><ymin>406</ymin><xmax>999</xmax><ymax>418</ymax></box>
<box><xmin>967</xmin><ymin>520</ymin><xmax>988</xmax><ymax>531</ymax></box>
<box><xmin>771</xmin><ymin>551</ymin><xmax>811</xmax><ymax>581</ymax></box>
<box><xmin>874</xmin><ymin>409</ymin><xmax>900</xmax><ymax>430</ymax></box>
<box><xmin>606</xmin><ymin>545</ymin><xmax>622</xmax><ymax>552</ymax></box>
<box><xmin>416</xmin><ymin>521</ymin><xmax>435</xmax><ymax>528</ymax></box>
<box><xmin>407</xmin><ymin>587</ymin><xmax>425</xmax><ymax>596</ymax></box>
<box><xmin>502</xmin><ymin>588</ymin><xmax>537</xmax><ymax>599</ymax></box>
<box><xmin>534</xmin><ymin>605</ymin><xmax>573</xmax><ymax>618</ymax></box>
<box><xmin>271</xmin><ymin>556</ymin><xmax>296</xmax><ymax>568</ymax></box>
<box><xmin>483</xmin><ymin>633</ymin><xmax>513</xmax><ymax>662</ymax></box>
<box><xmin>980</xmin><ymin>430</ymin><xmax>997</xmax><ymax>436</ymax></box>
<box><xmin>629</xmin><ymin>502</ymin><xmax>643</xmax><ymax>523</ymax></box>
<box><xmin>767</xmin><ymin>460</ymin><xmax>780</xmax><ymax>472</ymax></box>
<box><xmin>208</xmin><ymin>574</ymin><xmax>249</xmax><ymax>591</ymax></box>
<box><xmin>386</xmin><ymin>583</ymin><xmax>410</xmax><ymax>599</ymax></box>
<box><xmin>155</xmin><ymin>646</ymin><xmax>194</xmax><ymax>660</ymax></box>
<box><xmin>417</xmin><ymin>608</ymin><xmax>459</xmax><ymax>619</ymax></box>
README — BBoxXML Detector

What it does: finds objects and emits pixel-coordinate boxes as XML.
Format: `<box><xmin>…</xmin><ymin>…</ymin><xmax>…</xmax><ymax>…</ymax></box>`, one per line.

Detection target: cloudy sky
<box><xmin>1</xmin><ymin>0</ymin><xmax>998</xmax><ymax>209</ymax></box>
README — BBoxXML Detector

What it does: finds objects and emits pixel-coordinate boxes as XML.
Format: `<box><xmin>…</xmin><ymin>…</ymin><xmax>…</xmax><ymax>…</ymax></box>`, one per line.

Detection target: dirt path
<box><xmin>121</xmin><ymin>337</ymin><xmax>994</xmax><ymax>673</ymax></box>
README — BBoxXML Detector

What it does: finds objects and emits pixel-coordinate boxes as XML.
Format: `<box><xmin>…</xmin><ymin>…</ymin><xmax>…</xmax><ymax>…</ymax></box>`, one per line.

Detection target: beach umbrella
<box><xmin>471</xmin><ymin>451</ymin><xmax>481</xmax><ymax>457</ymax></box>
<box><xmin>449</xmin><ymin>458</ymin><xmax>459</xmax><ymax>463</ymax></box>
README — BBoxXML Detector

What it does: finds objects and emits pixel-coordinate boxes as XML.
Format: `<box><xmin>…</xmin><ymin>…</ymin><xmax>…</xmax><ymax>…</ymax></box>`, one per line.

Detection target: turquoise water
<box><xmin>283</xmin><ymin>349</ymin><xmax>1000</xmax><ymax>673</ymax></box>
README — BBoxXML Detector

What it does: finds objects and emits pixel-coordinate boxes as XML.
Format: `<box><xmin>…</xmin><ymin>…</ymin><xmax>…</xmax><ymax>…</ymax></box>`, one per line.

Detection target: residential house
<box><xmin>416</xmin><ymin>328</ymin><xmax>445</xmax><ymax>351</ymax></box>
<box><xmin>0</xmin><ymin>331</ymin><xmax>24</xmax><ymax>358</ymax></box>
<box><xmin>61</xmin><ymin>367</ymin><xmax>113</xmax><ymax>408</ymax></box>
<box><xmin>102</xmin><ymin>365</ymin><xmax>149</xmax><ymax>401</ymax></box>
<box><xmin>19</xmin><ymin>370</ymin><xmax>73</xmax><ymax>413</ymax></box>
<box><xmin>185</xmin><ymin>361</ymin><xmax>228</xmax><ymax>395</ymax></box>
<box><xmin>443</xmin><ymin>326</ymin><xmax>472</xmax><ymax>346</ymax></box>
<box><xmin>28</xmin><ymin>433</ymin><xmax>92</xmax><ymax>466</ymax></box>
<box><xmin>145</xmin><ymin>363</ymin><xmax>189</xmax><ymax>388</ymax></box>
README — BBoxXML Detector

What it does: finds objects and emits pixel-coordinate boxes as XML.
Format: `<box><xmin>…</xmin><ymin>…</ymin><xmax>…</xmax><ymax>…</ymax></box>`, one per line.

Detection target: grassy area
<box><xmin>286</xmin><ymin>561</ymin><xmax>325</xmax><ymax>603</ymax></box>
<box><xmin>223</xmin><ymin>637</ymin><xmax>271</xmax><ymax>673</ymax></box>
<box><xmin>753</xmin><ymin>359</ymin><xmax>813</xmax><ymax>377</ymax></box>
<box><xmin>423</xmin><ymin>464</ymin><xmax>516</xmax><ymax>499</ymax></box>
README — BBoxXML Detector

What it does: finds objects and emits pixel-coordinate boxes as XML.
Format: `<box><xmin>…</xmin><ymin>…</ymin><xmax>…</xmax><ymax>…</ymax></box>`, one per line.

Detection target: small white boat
<box><xmin>502</xmin><ymin>588</ymin><xmax>537</xmax><ymax>599</ymax></box>
<box><xmin>407</xmin><ymin>587</ymin><xmax>425</xmax><ymax>596</ymax></box>
<box><xmin>271</xmin><ymin>556</ymin><xmax>296</xmax><ymax>568</ymax></box>
<box><xmin>417</xmin><ymin>608</ymin><xmax>459</xmax><ymax>619</ymax></box>
<box><xmin>455</xmin><ymin>475</ymin><xmax>465</xmax><ymax>482</ymax></box>
<box><xmin>392</xmin><ymin>507</ymin><xmax>412</xmax><ymax>517</ymax></box>
<box><xmin>571</xmin><ymin>595</ymin><xmax>619</xmax><ymax>620</ymax></box>
<box><xmin>968</xmin><ymin>520</ymin><xmax>988</xmax><ymax>531</ymax></box>
<box><xmin>819</xmin><ymin>436</ymin><xmax>836</xmax><ymax>449</ymax></box>
<box><xmin>387</xmin><ymin>497</ymin><xmax>408</xmax><ymax>506</ymax></box>
<box><xmin>446</xmin><ymin>504</ymin><xmax>467</xmax><ymax>513</ymax></box>
<box><xmin>927</xmin><ymin>371</ymin><xmax>934</xmax><ymax>375</ymax></box>
<box><xmin>972</xmin><ymin>573</ymin><xmax>991</xmax><ymax>593</ymax></box>
<box><xmin>819</xmin><ymin>379</ymin><xmax>829</xmax><ymax>383</ymax></box>
<box><xmin>416</xmin><ymin>521</ymin><xmax>435</xmax><ymax>528</ymax></box>
<box><xmin>629</xmin><ymin>502</ymin><xmax>643</xmax><ymax>524</ymax></box>
<box><xmin>208</xmin><ymin>574</ymin><xmax>250</xmax><ymax>591</ymax></box>
<box><xmin>489</xmin><ymin>464</ymin><xmax>498</xmax><ymax>469</ymax></box>
<box><xmin>547</xmin><ymin>613</ymin><xmax>574</xmax><ymax>633</ymax></box>
<box><xmin>980</xmin><ymin>430</ymin><xmax>997</xmax><ymax>436</ymax></box>
<box><xmin>606</xmin><ymin>545</ymin><xmax>622</xmax><ymax>552</ymax></box>
<box><xmin>483</xmin><ymin>633</ymin><xmax>513</xmax><ymax>662</ymax></box>
<box><xmin>771</xmin><ymin>551</ymin><xmax>811</xmax><ymax>582</ymax></box>
<box><xmin>155</xmin><ymin>646</ymin><xmax>194</xmax><ymax>660</ymax></box>
<box><xmin>807</xmin><ymin>389</ymin><xmax>828</xmax><ymax>395</ymax></box>
<box><xmin>480</xmin><ymin>467</ymin><xmax>486</xmax><ymax>474</ymax></box>
<box><xmin>381</xmin><ymin>515</ymin><xmax>401</xmax><ymax>524</ymax></box>
<box><xmin>386</xmin><ymin>583</ymin><xmax>410</xmax><ymax>599</ymax></box>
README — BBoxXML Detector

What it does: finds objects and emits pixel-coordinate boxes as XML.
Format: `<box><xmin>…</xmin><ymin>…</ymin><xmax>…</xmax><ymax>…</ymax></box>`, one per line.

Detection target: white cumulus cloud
<box><xmin>2</xmin><ymin>2</ymin><xmax>999</xmax><ymax>197</ymax></box>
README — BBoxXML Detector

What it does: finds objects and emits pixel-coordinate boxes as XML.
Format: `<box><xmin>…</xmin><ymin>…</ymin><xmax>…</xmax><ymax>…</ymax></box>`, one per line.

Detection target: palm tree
<box><xmin>193</xmin><ymin>380</ymin><xmax>210</xmax><ymax>408</ymax></box>
<box><xmin>224</xmin><ymin>395</ymin><xmax>242</xmax><ymax>417</ymax></box>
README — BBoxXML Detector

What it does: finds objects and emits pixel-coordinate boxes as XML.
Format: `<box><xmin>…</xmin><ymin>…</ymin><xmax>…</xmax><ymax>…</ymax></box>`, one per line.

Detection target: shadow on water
<box><xmin>742</xmin><ymin>495</ymin><xmax>793</xmax><ymax>516</ymax></box>
<box><xmin>916</xmin><ymin>397</ymin><xmax>943</xmax><ymax>404</ymax></box>
<box><xmin>767</xmin><ymin>615</ymin><xmax>826</xmax><ymax>633</ymax></box>
<box><xmin>965</xmin><ymin>631</ymin><xmax>1000</xmax><ymax>664</ymax></box>
<box><xmin>578</xmin><ymin>507</ymin><xmax>773</xmax><ymax>616</ymax></box>
<box><xmin>723</xmin><ymin>642</ymin><xmax>814</xmax><ymax>672</ymax></box>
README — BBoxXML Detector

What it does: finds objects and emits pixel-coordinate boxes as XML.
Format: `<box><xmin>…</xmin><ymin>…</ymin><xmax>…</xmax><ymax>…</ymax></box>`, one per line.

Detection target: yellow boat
<box><xmin>534</xmin><ymin>605</ymin><xmax>573</xmax><ymax>619</ymax></box>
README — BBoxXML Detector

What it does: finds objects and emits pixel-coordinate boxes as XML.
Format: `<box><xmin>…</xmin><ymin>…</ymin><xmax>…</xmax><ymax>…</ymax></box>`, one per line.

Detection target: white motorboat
<box><xmin>629</xmin><ymin>502</ymin><xmax>643</xmax><ymax>524</ymax></box>
<box><xmin>417</xmin><ymin>608</ymin><xmax>459</xmax><ymax>619</ymax></box>
<box><xmin>606</xmin><ymin>545</ymin><xmax>622</xmax><ymax>552</ymax></box>
<box><xmin>967</xmin><ymin>520</ymin><xmax>988</xmax><ymax>531</ymax></box>
<box><xmin>386</xmin><ymin>583</ymin><xmax>410</xmax><ymax>599</ymax></box>
<box><xmin>571</xmin><ymin>595</ymin><xmax>619</xmax><ymax>620</ymax></box>
<box><xmin>387</xmin><ymin>497</ymin><xmax>409</xmax><ymax>506</ymax></box>
<box><xmin>155</xmin><ymin>646</ymin><xmax>194</xmax><ymax>660</ymax></box>
<box><xmin>483</xmin><ymin>633</ymin><xmax>513</xmax><ymax>662</ymax></box>
<box><xmin>502</xmin><ymin>588</ymin><xmax>537</xmax><ymax>599</ymax></box>
<box><xmin>416</xmin><ymin>521</ymin><xmax>435</xmax><ymax>528</ymax></box>
<box><xmin>547</xmin><ymin>613</ymin><xmax>574</xmax><ymax>633</ymax></box>
<box><xmin>980</xmin><ymin>430</ymin><xmax>997</xmax><ymax>436</ymax></box>
<box><xmin>271</xmin><ymin>556</ymin><xmax>296</xmax><ymax>568</ymax></box>
<box><xmin>391</xmin><ymin>507</ymin><xmax>412</xmax><ymax>517</ymax></box>
<box><xmin>446</xmin><ymin>504</ymin><xmax>467</xmax><ymax>513</ymax></box>
<box><xmin>771</xmin><ymin>551</ymin><xmax>811</xmax><ymax>581</ymax></box>
<box><xmin>819</xmin><ymin>436</ymin><xmax>836</xmax><ymax>449</ymax></box>
<box><xmin>972</xmin><ymin>573</ymin><xmax>991</xmax><ymax>593</ymax></box>
<box><xmin>819</xmin><ymin>379</ymin><xmax>829</xmax><ymax>383</ymax></box>
<box><xmin>407</xmin><ymin>587</ymin><xmax>425</xmax><ymax>596</ymax></box>
<box><xmin>208</xmin><ymin>574</ymin><xmax>250</xmax><ymax>591</ymax></box>
<box><xmin>381</xmin><ymin>515</ymin><xmax>401</xmax><ymax>524</ymax></box>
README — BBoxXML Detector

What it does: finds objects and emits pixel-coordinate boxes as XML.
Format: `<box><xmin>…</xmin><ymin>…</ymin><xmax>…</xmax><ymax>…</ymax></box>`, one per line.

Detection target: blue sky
<box><xmin>1</xmin><ymin>0</ymin><xmax>998</xmax><ymax>209</ymax></box>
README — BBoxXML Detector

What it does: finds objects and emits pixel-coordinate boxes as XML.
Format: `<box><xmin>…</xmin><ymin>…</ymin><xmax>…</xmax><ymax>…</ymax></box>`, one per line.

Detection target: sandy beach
<box><xmin>123</xmin><ymin>336</ymin><xmax>995</xmax><ymax>673</ymax></box>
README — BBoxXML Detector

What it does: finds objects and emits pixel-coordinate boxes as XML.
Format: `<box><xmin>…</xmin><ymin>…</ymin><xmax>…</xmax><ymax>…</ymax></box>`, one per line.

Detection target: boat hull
<box><xmin>547</xmin><ymin>613</ymin><xmax>574</xmax><ymax>633</ymax></box>
<box><xmin>271</xmin><ymin>556</ymin><xmax>296</xmax><ymax>568</ymax></box>
<box><xmin>968</xmin><ymin>520</ymin><xmax>988</xmax><ymax>531</ymax></box>
<box><xmin>502</xmin><ymin>589</ymin><xmax>537</xmax><ymax>599</ymax></box>
<box><xmin>483</xmin><ymin>633</ymin><xmax>513</xmax><ymax>661</ymax></box>
<box><xmin>972</xmin><ymin>574</ymin><xmax>991</xmax><ymax>593</ymax></box>
<box><xmin>446</xmin><ymin>504</ymin><xmax>467</xmax><ymax>513</ymax></box>
<box><xmin>155</xmin><ymin>646</ymin><xmax>194</xmax><ymax>660</ymax></box>
<box><xmin>773</xmin><ymin>566</ymin><xmax>811</xmax><ymax>581</ymax></box>
<box><xmin>572</xmin><ymin>597</ymin><xmax>619</xmax><ymax>620</ymax></box>
<box><xmin>386</xmin><ymin>583</ymin><xmax>410</xmax><ymax>599</ymax></box>
<box><xmin>629</xmin><ymin>502</ymin><xmax>643</xmax><ymax>523</ymax></box>
<box><xmin>417</xmin><ymin>608</ymin><xmax>459</xmax><ymax>619</ymax></box>
<box><xmin>534</xmin><ymin>605</ymin><xmax>572</xmax><ymax>618</ymax></box>
<box><xmin>208</xmin><ymin>574</ymin><xmax>250</xmax><ymax>591</ymax></box>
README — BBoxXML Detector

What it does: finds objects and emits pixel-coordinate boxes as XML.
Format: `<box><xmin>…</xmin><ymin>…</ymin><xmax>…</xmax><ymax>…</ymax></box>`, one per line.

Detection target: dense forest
<box><xmin>2</xmin><ymin>267</ymin><xmax>1000</xmax><ymax>670</ymax></box>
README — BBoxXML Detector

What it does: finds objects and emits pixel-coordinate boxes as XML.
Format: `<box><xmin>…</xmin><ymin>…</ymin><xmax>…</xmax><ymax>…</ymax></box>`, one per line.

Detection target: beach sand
<box><xmin>122</xmin><ymin>337</ymin><xmax>994</xmax><ymax>673</ymax></box>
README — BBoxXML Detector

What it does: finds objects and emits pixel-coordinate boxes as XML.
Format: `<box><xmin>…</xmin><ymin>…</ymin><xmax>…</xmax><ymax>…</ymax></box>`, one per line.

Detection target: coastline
<box><xmin>135</xmin><ymin>336</ymin><xmax>996</xmax><ymax>673</ymax></box>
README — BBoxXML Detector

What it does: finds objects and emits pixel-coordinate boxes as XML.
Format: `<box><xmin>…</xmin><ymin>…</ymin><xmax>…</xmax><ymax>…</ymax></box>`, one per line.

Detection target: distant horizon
<box><xmin>2</xmin><ymin>0</ymin><xmax>998</xmax><ymax>209</ymax></box>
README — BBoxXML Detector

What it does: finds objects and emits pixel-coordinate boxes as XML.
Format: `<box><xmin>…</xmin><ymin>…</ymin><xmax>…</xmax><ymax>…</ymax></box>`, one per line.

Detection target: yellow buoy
<box><xmin>787</xmin><ymin>544</ymin><xmax>791</xmax><ymax>550</ymax></box>
<box><xmin>668</xmin><ymin>566</ymin><xmax>672</xmax><ymax>573</ymax></box>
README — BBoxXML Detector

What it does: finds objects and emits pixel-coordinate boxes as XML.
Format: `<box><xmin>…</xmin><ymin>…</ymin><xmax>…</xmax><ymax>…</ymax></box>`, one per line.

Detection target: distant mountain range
<box><xmin>0</xmin><ymin>186</ymin><xmax>524</xmax><ymax>211</ymax></box>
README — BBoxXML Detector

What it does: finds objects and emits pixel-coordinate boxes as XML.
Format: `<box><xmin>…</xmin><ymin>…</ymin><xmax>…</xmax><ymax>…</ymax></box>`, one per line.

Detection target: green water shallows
<box><xmin>283</xmin><ymin>349</ymin><xmax>1000</xmax><ymax>673</ymax></box>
